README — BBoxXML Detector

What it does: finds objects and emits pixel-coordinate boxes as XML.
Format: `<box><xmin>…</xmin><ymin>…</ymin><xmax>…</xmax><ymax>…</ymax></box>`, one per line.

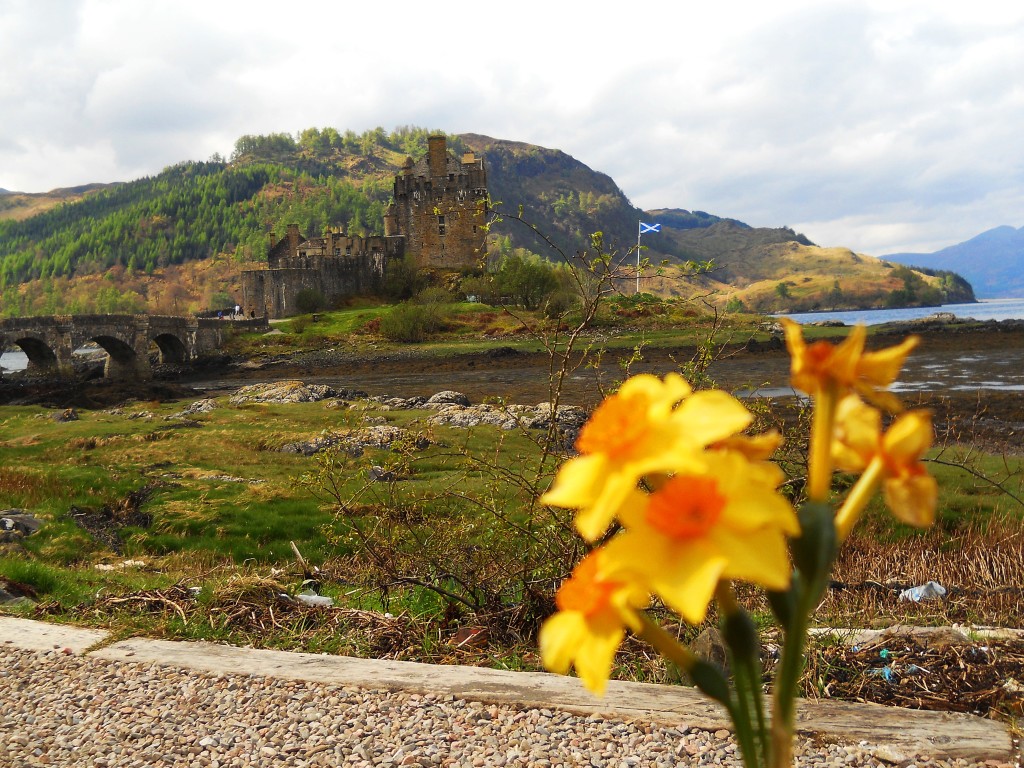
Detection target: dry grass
<box><xmin>817</xmin><ymin>515</ymin><xmax>1024</xmax><ymax>627</ymax></box>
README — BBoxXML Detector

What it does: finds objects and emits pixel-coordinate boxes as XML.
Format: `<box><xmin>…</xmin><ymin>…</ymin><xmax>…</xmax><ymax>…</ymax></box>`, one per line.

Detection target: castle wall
<box><xmin>242</xmin><ymin>251</ymin><xmax>388</xmax><ymax>318</ymax></box>
<box><xmin>241</xmin><ymin>135</ymin><xmax>487</xmax><ymax>318</ymax></box>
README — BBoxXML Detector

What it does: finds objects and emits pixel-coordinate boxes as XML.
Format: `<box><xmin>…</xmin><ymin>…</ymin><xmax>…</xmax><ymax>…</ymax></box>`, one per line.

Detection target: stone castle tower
<box><xmin>241</xmin><ymin>135</ymin><xmax>488</xmax><ymax>318</ymax></box>
<box><xmin>387</xmin><ymin>135</ymin><xmax>488</xmax><ymax>270</ymax></box>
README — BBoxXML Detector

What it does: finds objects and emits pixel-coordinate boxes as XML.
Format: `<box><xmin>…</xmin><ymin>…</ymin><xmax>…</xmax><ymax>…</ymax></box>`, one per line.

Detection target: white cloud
<box><xmin>0</xmin><ymin>0</ymin><xmax>1021</xmax><ymax>254</ymax></box>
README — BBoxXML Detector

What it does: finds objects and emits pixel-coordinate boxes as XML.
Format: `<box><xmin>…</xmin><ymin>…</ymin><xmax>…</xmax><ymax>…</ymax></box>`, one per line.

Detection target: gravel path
<box><xmin>0</xmin><ymin>646</ymin><xmax>1005</xmax><ymax>768</ymax></box>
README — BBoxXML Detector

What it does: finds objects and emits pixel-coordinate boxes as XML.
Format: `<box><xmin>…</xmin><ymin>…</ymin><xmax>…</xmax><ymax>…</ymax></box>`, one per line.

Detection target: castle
<box><xmin>241</xmin><ymin>135</ymin><xmax>488</xmax><ymax>318</ymax></box>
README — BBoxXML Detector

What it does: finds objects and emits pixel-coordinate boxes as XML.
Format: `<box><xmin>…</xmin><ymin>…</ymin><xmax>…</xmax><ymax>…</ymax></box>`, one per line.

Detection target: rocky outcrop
<box><xmin>229</xmin><ymin>381</ymin><xmax>337</xmax><ymax>405</ymax></box>
<box><xmin>280</xmin><ymin>425</ymin><xmax>429</xmax><ymax>457</ymax></box>
<box><xmin>427</xmin><ymin>401</ymin><xmax>588</xmax><ymax>434</ymax></box>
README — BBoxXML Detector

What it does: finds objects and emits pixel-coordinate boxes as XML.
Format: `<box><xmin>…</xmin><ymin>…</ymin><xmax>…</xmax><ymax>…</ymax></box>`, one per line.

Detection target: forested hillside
<box><xmin>0</xmin><ymin>125</ymin><xmax>977</xmax><ymax>316</ymax></box>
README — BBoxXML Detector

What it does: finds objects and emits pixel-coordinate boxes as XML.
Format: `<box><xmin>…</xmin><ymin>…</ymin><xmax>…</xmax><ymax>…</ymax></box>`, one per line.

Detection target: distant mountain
<box><xmin>884</xmin><ymin>226</ymin><xmax>1024</xmax><ymax>299</ymax></box>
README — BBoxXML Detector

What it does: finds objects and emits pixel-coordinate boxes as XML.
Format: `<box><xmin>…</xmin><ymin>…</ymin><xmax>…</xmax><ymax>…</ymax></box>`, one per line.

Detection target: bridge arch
<box><xmin>1</xmin><ymin>314</ymin><xmax>261</xmax><ymax>381</ymax></box>
<box><xmin>12</xmin><ymin>335</ymin><xmax>60</xmax><ymax>372</ymax></box>
<box><xmin>83</xmin><ymin>334</ymin><xmax>149</xmax><ymax>380</ymax></box>
<box><xmin>151</xmin><ymin>332</ymin><xmax>188</xmax><ymax>364</ymax></box>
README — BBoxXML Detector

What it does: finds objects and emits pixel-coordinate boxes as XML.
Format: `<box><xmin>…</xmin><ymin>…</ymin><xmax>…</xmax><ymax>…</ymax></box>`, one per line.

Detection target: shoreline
<box><xmin>2</xmin><ymin>320</ymin><xmax>1024</xmax><ymax>457</ymax></box>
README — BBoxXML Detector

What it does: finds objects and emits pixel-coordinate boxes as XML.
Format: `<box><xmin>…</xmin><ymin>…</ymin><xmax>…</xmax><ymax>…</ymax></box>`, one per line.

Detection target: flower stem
<box><xmin>808</xmin><ymin>381</ymin><xmax>838</xmax><ymax>502</ymax></box>
<box><xmin>833</xmin><ymin>457</ymin><xmax>885</xmax><ymax>542</ymax></box>
<box><xmin>635</xmin><ymin>613</ymin><xmax>699</xmax><ymax>675</ymax></box>
<box><xmin>772</xmin><ymin>502</ymin><xmax>838</xmax><ymax>768</ymax></box>
<box><xmin>719</xmin><ymin>584</ymin><xmax>767</xmax><ymax>768</ymax></box>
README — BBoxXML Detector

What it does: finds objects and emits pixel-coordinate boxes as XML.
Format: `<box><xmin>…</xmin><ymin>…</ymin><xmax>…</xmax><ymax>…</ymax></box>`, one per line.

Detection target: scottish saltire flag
<box><xmin>639</xmin><ymin>222</ymin><xmax>661</xmax><ymax>234</ymax></box>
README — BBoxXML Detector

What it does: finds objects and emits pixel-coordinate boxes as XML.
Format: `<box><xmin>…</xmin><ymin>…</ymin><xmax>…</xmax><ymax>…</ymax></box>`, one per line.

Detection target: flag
<box><xmin>639</xmin><ymin>222</ymin><xmax>661</xmax><ymax>234</ymax></box>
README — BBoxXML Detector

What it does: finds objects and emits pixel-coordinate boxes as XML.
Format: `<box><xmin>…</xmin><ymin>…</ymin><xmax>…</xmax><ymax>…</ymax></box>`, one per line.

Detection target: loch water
<box><xmin>778</xmin><ymin>297</ymin><xmax>1024</xmax><ymax>325</ymax></box>
<box><xmin>5</xmin><ymin>299</ymin><xmax>1024</xmax><ymax>402</ymax></box>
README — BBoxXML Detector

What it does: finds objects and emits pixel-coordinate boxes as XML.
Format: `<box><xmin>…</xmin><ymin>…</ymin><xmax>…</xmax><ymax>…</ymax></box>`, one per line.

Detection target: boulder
<box><xmin>0</xmin><ymin>511</ymin><xmax>43</xmax><ymax>542</ymax></box>
<box><xmin>167</xmin><ymin>398</ymin><xmax>218</xmax><ymax>419</ymax></box>
<box><xmin>691</xmin><ymin>626</ymin><xmax>730</xmax><ymax>677</ymax></box>
<box><xmin>425</xmin><ymin>391</ymin><xmax>471</xmax><ymax>408</ymax></box>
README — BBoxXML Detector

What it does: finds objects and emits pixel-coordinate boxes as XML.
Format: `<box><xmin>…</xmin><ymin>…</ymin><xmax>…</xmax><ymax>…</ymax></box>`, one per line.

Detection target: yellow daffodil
<box><xmin>539</xmin><ymin>550</ymin><xmax>648</xmax><ymax>695</ymax></box>
<box><xmin>600</xmin><ymin>451</ymin><xmax>798</xmax><ymax>625</ymax></box>
<box><xmin>831</xmin><ymin>395</ymin><xmax>937</xmax><ymax>540</ymax></box>
<box><xmin>781</xmin><ymin>320</ymin><xmax>918</xmax><ymax>500</ymax></box>
<box><xmin>780</xmin><ymin>319</ymin><xmax>918</xmax><ymax>412</ymax></box>
<box><xmin>712</xmin><ymin>429</ymin><xmax>783</xmax><ymax>462</ymax></box>
<box><xmin>541</xmin><ymin>374</ymin><xmax>752</xmax><ymax>541</ymax></box>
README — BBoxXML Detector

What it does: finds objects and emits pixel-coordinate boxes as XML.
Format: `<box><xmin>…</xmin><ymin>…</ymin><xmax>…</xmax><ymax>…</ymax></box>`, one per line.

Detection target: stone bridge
<box><xmin>0</xmin><ymin>314</ymin><xmax>267</xmax><ymax>381</ymax></box>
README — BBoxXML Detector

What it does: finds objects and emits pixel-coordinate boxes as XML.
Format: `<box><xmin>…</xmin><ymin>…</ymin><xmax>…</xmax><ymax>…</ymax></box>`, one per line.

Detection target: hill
<box><xmin>0</xmin><ymin>127</ymin><xmax>974</xmax><ymax>316</ymax></box>
<box><xmin>637</xmin><ymin>220</ymin><xmax>973</xmax><ymax>313</ymax></box>
<box><xmin>0</xmin><ymin>183</ymin><xmax>114</xmax><ymax>223</ymax></box>
<box><xmin>884</xmin><ymin>225</ymin><xmax>1024</xmax><ymax>299</ymax></box>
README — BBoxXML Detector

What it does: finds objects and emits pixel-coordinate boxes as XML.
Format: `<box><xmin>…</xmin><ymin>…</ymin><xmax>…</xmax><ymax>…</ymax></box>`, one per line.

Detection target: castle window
<box><xmin>437</xmin><ymin>215</ymin><xmax>446</xmax><ymax>236</ymax></box>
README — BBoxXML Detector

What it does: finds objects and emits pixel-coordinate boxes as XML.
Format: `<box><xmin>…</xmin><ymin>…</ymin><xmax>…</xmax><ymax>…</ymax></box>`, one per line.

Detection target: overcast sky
<box><xmin>2</xmin><ymin>0</ymin><xmax>1022</xmax><ymax>256</ymax></box>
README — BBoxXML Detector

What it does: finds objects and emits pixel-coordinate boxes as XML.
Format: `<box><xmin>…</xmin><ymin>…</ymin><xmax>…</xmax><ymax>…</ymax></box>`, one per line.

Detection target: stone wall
<box><xmin>242</xmin><ymin>251</ymin><xmax>389</xmax><ymax>319</ymax></box>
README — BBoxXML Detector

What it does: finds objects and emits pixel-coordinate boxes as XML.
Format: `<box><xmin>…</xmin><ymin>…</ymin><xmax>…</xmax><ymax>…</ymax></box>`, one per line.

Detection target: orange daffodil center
<box><xmin>645</xmin><ymin>476</ymin><xmax>726</xmax><ymax>540</ymax></box>
<box><xmin>601</xmin><ymin>451</ymin><xmax>798</xmax><ymax>626</ymax></box>
<box><xmin>554</xmin><ymin>554</ymin><xmax>626</xmax><ymax>616</ymax></box>
<box><xmin>575</xmin><ymin>391</ymin><xmax>650</xmax><ymax>458</ymax></box>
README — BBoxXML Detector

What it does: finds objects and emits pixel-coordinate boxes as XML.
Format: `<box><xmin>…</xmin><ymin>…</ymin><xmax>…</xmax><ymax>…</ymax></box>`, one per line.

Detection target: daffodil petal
<box><xmin>604</xmin><ymin>532</ymin><xmax>725</xmax><ymax>625</ymax></box>
<box><xmin>858</xmin><ymin>335</ymin><xmax>919</xmax><ymax>387</ymax></box>
<box><xmin>883</xmin><ymin>410</ymin><xmax>933</xmax><ymax>462</ymax></box>
<box><xmin>714</xmin><ymin>527</ymin><xmax>793</xmax><ymax>592</ymax></box>
<box><xmin>541</xmin><ymin>454</ymin><xmax>608</xmax><ymax>509</ymax></box>
<box><xmin>672</xmin><ymin>390</ymin><xmax>752</xmax><ymax>446</ymax></box>
<box><xmin>572</xmin><ymin>471</ymin><xmax>643</xmax><ymax>541</ymax></box>
<box><xmin>573</xmin><ymin>613</ymin><xmax>626</xmax><ymax>696</ymax></box>
<box><xmin>539</xmin><ymin>611</ymin><xmax>586</xmax><ymax>675</ymax></box>
<box><xmin>832</xmin><ymin>395</ymin><xmax>881</xmax><ymax>471</ymax></box>
<box><xmin>883</xmin><ymin>473</ymin><xmax>937</xmax><ymax>527</ymax></box>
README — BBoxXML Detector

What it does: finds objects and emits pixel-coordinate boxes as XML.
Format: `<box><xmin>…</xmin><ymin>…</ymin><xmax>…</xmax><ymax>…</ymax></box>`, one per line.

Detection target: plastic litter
<box><xmin>898</xmin><ymin>580</ymin><xmax>947</xmax><ymax>602</ymax></box>
<box><xmin>295</xmin><ymin>591</ymin><xmax>334</xmax><ymax>607</ymax></box>
<box><xmin>867</xmin><ymin>667</ymin><xmax>896</xmax><ymax>683</ymax></box>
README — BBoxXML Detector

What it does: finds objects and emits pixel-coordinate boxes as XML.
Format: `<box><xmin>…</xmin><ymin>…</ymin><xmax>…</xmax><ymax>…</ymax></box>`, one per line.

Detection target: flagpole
<box><xmin>636</xmin><ymin>220</ymin><xmax>642</xmax><ymax>294</ymax></box>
